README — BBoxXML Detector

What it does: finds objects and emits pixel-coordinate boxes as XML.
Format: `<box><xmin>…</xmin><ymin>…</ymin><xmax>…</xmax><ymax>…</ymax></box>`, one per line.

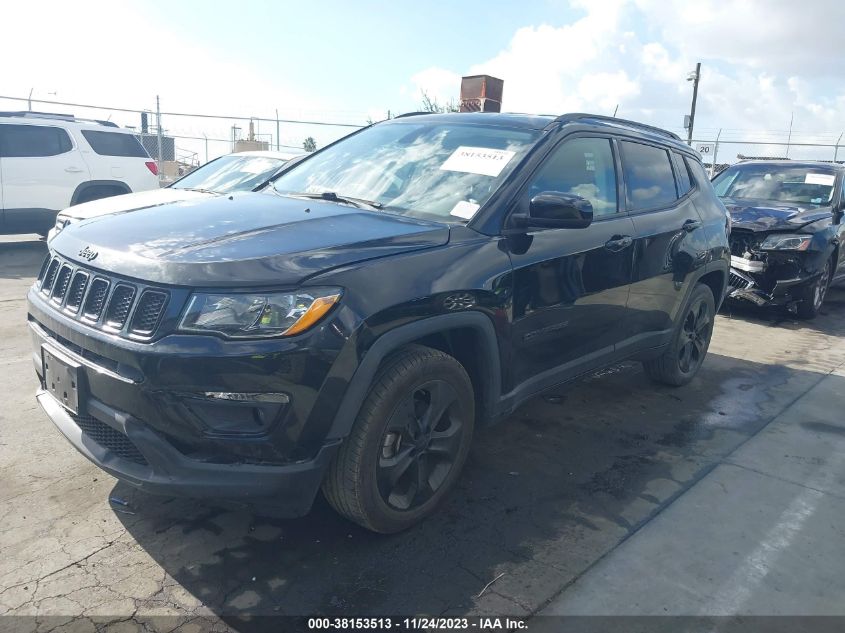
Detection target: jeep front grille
<box><xmin>104</xmin><ymin>284</ymin><xmax>136</xmax><ymax>329</ymax></box>
<box><xmin>130</xmin><ymin>291</ymin><xmax>168</xmax><ymax>335</ymax></box>
<box><xmin>82</xmin><ymin>278</ymin><xmax>110</xmax><ymax>321</ymax></box>
<box><xmin>35</xmin><ymin>254</ymin><xmax>170</xmax><ymax>339</ymax></box>
<box><xmin>50</xmin><ymin>264</ymin><xmax>73</xmax><ymax>304</ymax></box>
<box><xmin>65</xmin><ymin>272</ymin><xmax>89</xmax><ymax>313</ymax></box>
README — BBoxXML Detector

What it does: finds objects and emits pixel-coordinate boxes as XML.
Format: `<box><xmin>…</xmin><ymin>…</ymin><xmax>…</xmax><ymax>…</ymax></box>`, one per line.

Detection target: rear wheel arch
<box><xmin>70</xmin><ymin>180</ymin><xmax>132</xmax><ymax>206</ymax></box>
<box><xmin>697</xmin><ymin>269</ymin><xmax>727</xmax><ymax>307</ymax></box>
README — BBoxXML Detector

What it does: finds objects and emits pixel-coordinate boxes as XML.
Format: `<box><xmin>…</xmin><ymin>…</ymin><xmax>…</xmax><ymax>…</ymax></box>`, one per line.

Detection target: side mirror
<box><xmin>511</xmin><ymin>192</ymin><xmax>594</xmax><ymax>230</ymax></box>
<box><xmin>834</xmin><ymin>202</ymin><xmax>845</xmax><ymax>225</ymax></box>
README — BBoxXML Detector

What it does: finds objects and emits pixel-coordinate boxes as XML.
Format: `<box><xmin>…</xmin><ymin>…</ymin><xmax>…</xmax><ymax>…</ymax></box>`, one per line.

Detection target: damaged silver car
<box><xmin>713</xmin><ymin>160</ymin><xmax>845</xmax><ymax>318</ymax></box>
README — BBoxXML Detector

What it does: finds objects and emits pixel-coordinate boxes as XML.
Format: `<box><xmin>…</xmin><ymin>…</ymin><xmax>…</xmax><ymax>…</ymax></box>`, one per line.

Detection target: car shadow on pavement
<box><xmin>0</xmin><ymin>238</ymin><xmax>47</xmax><ymax>280</ymax></box>
<box><xmin>111</xmin><ymin>300</ymin><xmax>845</xmax><ymax>626</ymax></box>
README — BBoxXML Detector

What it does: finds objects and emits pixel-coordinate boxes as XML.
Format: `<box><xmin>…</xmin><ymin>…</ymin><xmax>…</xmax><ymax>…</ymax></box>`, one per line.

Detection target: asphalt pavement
<box><xmin>2</xmin><ymin>235</ymin><xmax>844</xmax><ymax>631</ymax></box>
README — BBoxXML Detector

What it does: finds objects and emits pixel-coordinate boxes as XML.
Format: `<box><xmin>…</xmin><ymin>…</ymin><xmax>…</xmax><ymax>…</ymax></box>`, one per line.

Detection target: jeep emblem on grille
<box><xmin>79</xmin><ymin>246</ymin><xmax>99</xmax><ymax>262</ymax></box>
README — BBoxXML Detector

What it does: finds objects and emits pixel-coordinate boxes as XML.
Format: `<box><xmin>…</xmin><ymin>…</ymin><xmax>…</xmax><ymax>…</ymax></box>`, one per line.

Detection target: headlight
<box><xmin>53</xmin><ymin>215</ymin><xmax>72</xmax><ymax>234</ymax></box>
<box><xmin>759</xmin><ymin>234</ymin><xmax>812</xmax><ymax>251</ymax></box>
<box><xmin>180</xmin><ymin>288</ymin><xmax>342</xmax><ymax>338</ymax></box>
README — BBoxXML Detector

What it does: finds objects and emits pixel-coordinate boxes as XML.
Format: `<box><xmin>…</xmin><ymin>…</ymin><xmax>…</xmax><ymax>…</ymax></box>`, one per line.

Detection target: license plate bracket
<box><xmin>42</xmin><ymin>346</ymin><xmax>85</xmax><ymax>415</ymax></box>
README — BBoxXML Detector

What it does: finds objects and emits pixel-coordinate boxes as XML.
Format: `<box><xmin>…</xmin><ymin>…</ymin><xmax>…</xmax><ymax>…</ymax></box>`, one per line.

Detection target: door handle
<box><xmin>683</xmin><ymin>219</ymin><xmax>702</xmax><ymax>232</ymax></box>
<box><xmin>65</xmin><ymin>166</ymin><xmax>84</xmax><ymax>173</ymax></box>
<box><xmin>604</xmin><ymin>235</ymin><xmax>633</xmax><ymax>252</ymax></box>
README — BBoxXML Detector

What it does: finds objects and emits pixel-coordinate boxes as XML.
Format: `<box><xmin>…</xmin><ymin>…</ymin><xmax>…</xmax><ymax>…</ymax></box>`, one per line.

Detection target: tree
<box><xmin>420</xmin><ymin>90</ymin><xmax>460</xmax><ymax>113</ymax></box>
<box><xmin>303</xmin><ymin>136</ymin><xmax>317</xmax><ymax>152</ymax></box>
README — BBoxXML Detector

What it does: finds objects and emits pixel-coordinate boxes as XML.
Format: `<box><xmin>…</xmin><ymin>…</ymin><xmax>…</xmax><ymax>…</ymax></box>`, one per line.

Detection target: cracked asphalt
<box><xmin>3</xmin><ymin>235</ymin><xmax>845</xmax><ymax>632</ymax></box>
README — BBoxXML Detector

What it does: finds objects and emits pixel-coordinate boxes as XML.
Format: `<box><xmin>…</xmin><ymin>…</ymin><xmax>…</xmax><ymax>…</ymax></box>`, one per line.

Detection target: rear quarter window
<box><xmin>80</xmin><ymin>130</ymin><xmax>148</xmax><ymax>158</ymax></box>
<box><xmin>0</xmin><ymin>124</ymin><xmax>73</xmax><ymax>157</ymax></box>
<box><xmin>685</xmin><ymin>157</ymin><xmax>712</xmax><ymax>189</ymax></box>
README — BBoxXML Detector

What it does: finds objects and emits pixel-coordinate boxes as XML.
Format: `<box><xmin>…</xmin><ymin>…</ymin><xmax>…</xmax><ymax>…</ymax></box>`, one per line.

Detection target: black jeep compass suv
<box><xmin>29</xmin><ymin>112</ymin><xmax>730</xmax><ymax>533</ymax></box>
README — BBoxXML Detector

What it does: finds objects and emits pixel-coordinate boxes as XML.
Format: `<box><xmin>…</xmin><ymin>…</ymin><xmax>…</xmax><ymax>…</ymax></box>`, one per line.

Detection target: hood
<box><xmin>723</xmin><ymin>197</ymin><xmax>832</xmax><ymax>232</ymax></box>
<box><xmin>50</xmin><ymin>192</ymin><xmax>450</xmax><ymax>286</ymax></box>
<box><xmin>61</xmin><ymin>188</ymin><xmax>218</xmax><ymax>221</ymax></box>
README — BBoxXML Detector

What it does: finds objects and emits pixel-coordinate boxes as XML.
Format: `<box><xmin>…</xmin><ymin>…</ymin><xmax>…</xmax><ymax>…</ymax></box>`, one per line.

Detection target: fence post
<box><xmin>156</xmin><ymin>95</ymin><xmax>163</xmax><ymax>183</ymax></box>
<box><xmin>710</xmin><ymin>129</ymin><xmax>722</xmax><ymax>177</ymax></box>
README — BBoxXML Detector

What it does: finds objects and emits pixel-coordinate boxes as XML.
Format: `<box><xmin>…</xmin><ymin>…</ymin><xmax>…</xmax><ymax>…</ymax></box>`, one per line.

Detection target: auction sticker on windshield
<box><xmin>805</xmin><ymin>173</ymin><xmax>835</xmax><ymax>186</ymax></box>
<box><xmin>449</xmin><ymin>200</ymin><xmax>480</xmax><ymax>219</ymax></box>
<box><xmin>440</xmin><ymin>146</ymin><xmax>516</xmax><ymax>177</ymax></box>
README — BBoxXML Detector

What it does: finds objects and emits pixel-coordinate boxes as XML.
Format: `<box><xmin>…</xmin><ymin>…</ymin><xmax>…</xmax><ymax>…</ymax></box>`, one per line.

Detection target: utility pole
<box><xmin>28</xmin><ymin>88</ymin><xmax>33</xmax><ymax>111</ymax></box>
<box><xmin>276</xmin><ymin>109</ymin><xmax>280</xmax><ymax>151</ymax></box>
<box><xmin>834</xmin><ymin>132</ymin><xmax>843</xmax><ymax>163</ymax></box>
<box><xmin>203</xmin><ymin>133</ymin><xmax>208</xmax><ymax>164</ymax></box>
<box><xmin>156</xmin><ymin>95</ymin><xmax>163</xmax><ymax>183</ymax></box>
<box><xmin>686</xmin><ymin>62</ymin><xmax>701</xmax><ymax>146</ymax></box>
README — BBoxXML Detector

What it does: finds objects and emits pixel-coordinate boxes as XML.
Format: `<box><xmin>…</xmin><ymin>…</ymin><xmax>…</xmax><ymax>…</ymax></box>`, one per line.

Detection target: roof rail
<box><xmin>0</xmin><ymin>111</ymin><xmax>119</xmax><ymax>128</ymax></box>
<box><xmin>555</xmin><ymin>113</ymin><xmax>681</xmax><ymax>141</ymax></box>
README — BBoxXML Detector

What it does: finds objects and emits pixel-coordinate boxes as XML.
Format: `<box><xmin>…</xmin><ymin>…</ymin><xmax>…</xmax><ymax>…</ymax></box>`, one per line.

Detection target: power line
<box><xmin>0</xmin><ymin>94</ymin><xmax>365</xmax><ymax>128</ymax></box>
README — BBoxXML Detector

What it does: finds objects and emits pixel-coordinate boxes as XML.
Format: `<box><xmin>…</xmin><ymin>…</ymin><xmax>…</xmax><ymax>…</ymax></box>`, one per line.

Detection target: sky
<box><xmin>2</xmin><ymin>0</ymin><xmax>844</xmax><ymax>162</ymax></box>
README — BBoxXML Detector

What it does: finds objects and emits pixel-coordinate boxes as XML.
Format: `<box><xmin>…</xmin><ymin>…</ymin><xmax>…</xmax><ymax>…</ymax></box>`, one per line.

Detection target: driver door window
<box><xmin>528</xmin><ymin>137</ymin><xmax>618</xmax><ymax>217</ymax></box>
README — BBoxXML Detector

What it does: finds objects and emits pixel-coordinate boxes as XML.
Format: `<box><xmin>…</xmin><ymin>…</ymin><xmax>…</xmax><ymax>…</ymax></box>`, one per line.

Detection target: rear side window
<box><xmin>528</xmin><ymin>137</ymin><xmax>618</xmax><ymax>216</ymax></box>
<box><xmin>0</xmin><ymin>124</ymin><xmax>73</xmax><ymax>157</ymax></box>
<box><xmin>81</xmin><ymin>130</ymin><xmax>148</xmax><ymax>157</ymax></box>
<box><xmin>620</xmin><ymin>141</ymin><xmax>678</xmax><ymax>211</ymax></box>
<box><xmin>685</xmin><ymin>157</ymin><xmax>711</xmax><ymax>189</ymax></box>
<box><xmin>674</xmin><ymin>153</ymin><xmax>694</xmax><ymax>195</ymax></box>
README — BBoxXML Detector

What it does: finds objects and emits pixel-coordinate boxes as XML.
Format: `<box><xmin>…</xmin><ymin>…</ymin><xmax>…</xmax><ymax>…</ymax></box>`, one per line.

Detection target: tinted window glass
<box><xmin>528</xmin><ymin>137</ymin><xmax>618</xmax><ymax>216</ymax></box>
<box><xmin>81</xmin><ymin>130</ymin><xmax>148</xmax><ymax>157</ymax></box>
<box><xmin>173</xmin><ymin>155</ymin><xmax>287</xmax><ymax>193</ymax></box>
<box><xmin>272</xmin><ymin>122</ymin><xmax>539</xmax><ymax>222</ymax></box>
<box><xmin>711</xmin><ymin>163</ymin><xmax>835</xmax><ymax>205</ymax></box>
<box><xmin>621</xmin><ymin>141</ymin><xmax>678</xmax><ymax>211</ymax></box>
<box><xmin>0</xmin><ymin>124</ymin><xmax>72</xmax><ymax>157</ymax></box>
<box><xmin>674</xmin><ymin>153</ymin><xmax>693</xmax><ymax>195</ymax></box>
<box><xmin>685</xmin><ymin>156</ymin><xmax>711</xmax><ymax>188</ymax></box>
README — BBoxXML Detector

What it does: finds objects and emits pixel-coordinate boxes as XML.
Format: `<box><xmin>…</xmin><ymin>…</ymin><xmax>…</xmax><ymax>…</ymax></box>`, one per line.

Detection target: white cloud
<box><xmin>0</xmin><ymin>0</ymin><xmax>356</xmax><ymax>159</ymax></box>
<box><xmin>410</xmin><ymin>68</ymin><xmax>462</xmax><ymax>108</ymax></box>
<box><xmin>407</xmin><ymin>0</ymin><xmax>845</xmax><ymax>147</ymax></box>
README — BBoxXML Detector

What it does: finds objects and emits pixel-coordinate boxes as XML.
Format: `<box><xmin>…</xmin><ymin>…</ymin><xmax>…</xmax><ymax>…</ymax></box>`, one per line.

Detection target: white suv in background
<box><xmin>0</xmin><ymin>111</ymin><xmax>159</xmax><ymax>235</ymax></box>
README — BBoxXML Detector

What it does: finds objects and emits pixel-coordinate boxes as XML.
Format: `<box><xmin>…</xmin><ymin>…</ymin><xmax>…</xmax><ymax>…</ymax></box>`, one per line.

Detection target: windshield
<box><xmin>173</xmin><ymin>155</ymin><xmax>288</xmax><ymax>193</ymax></box>
<box><xmin>270</xmin><ymin>120</ymin><xmax>541</xmax><ymax>222</ymax></box>
<box><xmin>712</xmin><ymin>164</ymin><xmax>837</xmax><ymax>205</ymax></box>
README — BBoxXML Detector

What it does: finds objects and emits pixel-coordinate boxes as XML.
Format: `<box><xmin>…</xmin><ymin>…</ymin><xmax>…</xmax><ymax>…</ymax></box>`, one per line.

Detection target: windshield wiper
<box><xmin>284</xmin><ymin>191</ymin><xmax>384</xmax><ymax>210</ymax></box>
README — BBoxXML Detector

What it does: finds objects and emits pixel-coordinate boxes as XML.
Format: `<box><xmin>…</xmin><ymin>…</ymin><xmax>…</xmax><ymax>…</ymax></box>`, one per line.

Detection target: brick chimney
<box><xmin>459</xmin><ymin>75</ymin><xmax>504</xmax><ymax>113</ymax></box>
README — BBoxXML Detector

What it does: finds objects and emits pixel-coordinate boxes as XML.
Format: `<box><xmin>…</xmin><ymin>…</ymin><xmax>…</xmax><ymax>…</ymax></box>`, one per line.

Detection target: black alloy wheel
<box><xmin>377</xmin><ymin>380</ymin><xmax>464</xmax><ymax>511</ymax></box>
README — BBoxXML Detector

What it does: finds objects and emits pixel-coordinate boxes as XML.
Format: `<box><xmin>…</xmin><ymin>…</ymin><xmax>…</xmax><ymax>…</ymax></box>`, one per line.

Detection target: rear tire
<box><xmin>796</xmin><ymin>257</ymin><xmax>832</xmax><ymax>320</ymax></box>
<box><xmin>322</xmin><ymin>345</ymin><xmax>475</xmax><ymax>533</ymax></box>
<box><xmin>643</xmin><ymin>283</ymin><xmax>715</xmax><ymax>387</ymax></box>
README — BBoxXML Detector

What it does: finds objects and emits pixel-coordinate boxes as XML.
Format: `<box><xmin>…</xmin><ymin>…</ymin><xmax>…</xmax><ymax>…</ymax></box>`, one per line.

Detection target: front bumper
<box><xmin>37</xmin><ymin>388</ymin><xmax>339</xmax><ymax>515</ymax></box>
<box><xmin>727</xmin><ymin>255</ymin><xmax>819</xmax><ymax>307</ymax></box>
<box><xmin>28</xmin><ymin>284</ymin><xmax>356</xmax><ymax>516</ymax></box>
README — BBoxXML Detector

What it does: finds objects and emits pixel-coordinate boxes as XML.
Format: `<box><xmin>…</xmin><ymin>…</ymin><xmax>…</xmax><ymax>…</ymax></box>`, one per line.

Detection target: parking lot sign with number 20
<box><xmin>695</xmin><ymin>142</ymin><xmax>715</xmax><ymax>157</ymax></box>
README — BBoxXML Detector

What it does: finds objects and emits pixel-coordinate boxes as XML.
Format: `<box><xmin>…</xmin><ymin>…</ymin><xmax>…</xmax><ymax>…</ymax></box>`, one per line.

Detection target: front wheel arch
<box><xmin>325</xmin><ymin>312</ymin><xmax>501</xmax><ymax>443</ymax></box>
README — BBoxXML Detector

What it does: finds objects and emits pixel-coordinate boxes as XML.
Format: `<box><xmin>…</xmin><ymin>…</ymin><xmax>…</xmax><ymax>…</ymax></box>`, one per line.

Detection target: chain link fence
<box><xmin>0</xmin><ymin>94</ymin><xmax>366</xmax><ymax>184</ymax></box>
<box><xmin>689</xmin><ymin>135</ymin><xmax>845</xmax><ymax>176</ymax></box>
<box><xmin>4</xmin><ymin>94</ymin><xmax>845</xmax><ymax>184</ymax></box>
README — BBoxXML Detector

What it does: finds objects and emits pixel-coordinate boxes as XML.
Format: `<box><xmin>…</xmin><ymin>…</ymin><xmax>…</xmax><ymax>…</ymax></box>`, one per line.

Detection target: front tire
<box><xmin>322</xmin><ymin>345</ymin><xmax>475</xmax><ymax>533</ymax></box>
<box><xmin>796</xmin><ymin>257</ymin><xmax>832</xmax><ymax>320</ymax></box>
<box><xmin>643</xmin><ymin>283</ymin><xmax>715</xmax><ymax>386</ymax></box>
